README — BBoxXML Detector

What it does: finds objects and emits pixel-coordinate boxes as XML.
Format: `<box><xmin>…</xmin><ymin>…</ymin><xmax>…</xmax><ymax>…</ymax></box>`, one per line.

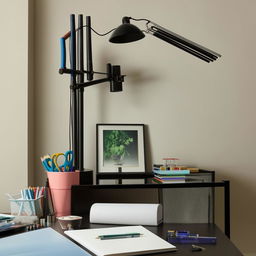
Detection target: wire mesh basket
<box><xmin>9</xmin><ymin>194</ymin><xmax>44</xmax><ymax>217</ymax></box>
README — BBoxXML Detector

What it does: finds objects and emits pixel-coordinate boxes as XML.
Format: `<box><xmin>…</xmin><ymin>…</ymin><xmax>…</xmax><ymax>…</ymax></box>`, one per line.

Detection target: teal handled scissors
<box><xmin>41</xmin><ymin>155</ymin><xmax>57</xmax><ymax>172</ymax></box>
<box><xmin>52</xmin><ymin>150</ymin><xmax>74</xmax><ymax>172</ymax></box>
<box><xmin>41</xmin><ymin>150</ymin><xmax>74</xmax><ymax>172</ymax></box>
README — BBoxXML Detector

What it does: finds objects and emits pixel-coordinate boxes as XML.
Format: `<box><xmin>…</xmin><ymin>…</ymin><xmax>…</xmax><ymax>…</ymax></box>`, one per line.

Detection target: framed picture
<box><xmin>97</xmin><ymin>124</ymin><xmax>146</xmax><ymax>173</ymax></box>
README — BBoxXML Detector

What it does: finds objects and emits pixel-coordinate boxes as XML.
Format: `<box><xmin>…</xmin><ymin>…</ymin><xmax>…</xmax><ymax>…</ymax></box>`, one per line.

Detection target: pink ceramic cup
<box><xmin>47</xmin><ymin>171</ymin><xmax>80</xmax><ymax>217</ymax></box>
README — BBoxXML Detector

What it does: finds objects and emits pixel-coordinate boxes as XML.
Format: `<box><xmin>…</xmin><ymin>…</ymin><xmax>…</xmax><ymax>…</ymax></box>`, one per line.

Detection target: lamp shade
<box><xmin>109</xmin><ymin>23</ymin><xmax>145</xmax><ymax>43</ymax></box>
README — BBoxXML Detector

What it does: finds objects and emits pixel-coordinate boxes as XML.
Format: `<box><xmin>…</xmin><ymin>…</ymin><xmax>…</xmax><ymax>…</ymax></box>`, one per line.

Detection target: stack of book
<box><xmin>0</xmin><ymin>214</ymin><xmax>15</xmax><ymax>231</ymax></box>
<box><xmin>152</xmin><ymin>169</ymin><xmax>190</xmax><ymax>184</ymax></box>
<box><xmin>153</xmin><ymin>164</ymin><xmax>199</xmax><ymax>172</ymax></box>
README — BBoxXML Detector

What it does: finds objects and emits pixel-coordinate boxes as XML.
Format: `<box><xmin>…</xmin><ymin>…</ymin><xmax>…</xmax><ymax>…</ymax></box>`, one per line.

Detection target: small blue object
<box><xmin>176</xmin><ymin>231</ymin><xmax>190</xmax><ymax>237</ymax></box>
<box><xmin>167</xmin><ymin>230</ymin><xmax>216</xmax><ymax>244</ymax></box>
<box><xmin>60</xmin><ymin>37</ymin><xmax>66</xmax><ymax>69</ymax></box>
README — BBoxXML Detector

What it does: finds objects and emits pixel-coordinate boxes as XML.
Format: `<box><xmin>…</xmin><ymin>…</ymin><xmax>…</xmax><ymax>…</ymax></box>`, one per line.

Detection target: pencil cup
<box><xmin>47</xmin><ymin>172</ymin><xmax>80</xmax><ymax>217</ymax></box>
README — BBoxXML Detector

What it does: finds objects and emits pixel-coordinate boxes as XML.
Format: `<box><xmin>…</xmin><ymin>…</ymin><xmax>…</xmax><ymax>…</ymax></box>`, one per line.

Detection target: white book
<box><xmin>65</xmin><ymin>225</ymin><xmax>176</xmax><ymax>256</ymax></box>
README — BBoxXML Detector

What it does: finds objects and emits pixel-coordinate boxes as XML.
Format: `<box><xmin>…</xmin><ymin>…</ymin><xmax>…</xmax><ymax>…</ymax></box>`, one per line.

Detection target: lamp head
<box><xmin>110</xmin><ymin>65</ymin><xmax>123</xmax><ymax>92</ymax></box>
<box><xmin>107</xmin><ymin>64</ymin><xmax>124</xmax><ymax>92</ymax></box>
<box><xmin>109</xmin><ymin>16</ymin><xmax>145</xmax><ymax>43</ymax></box>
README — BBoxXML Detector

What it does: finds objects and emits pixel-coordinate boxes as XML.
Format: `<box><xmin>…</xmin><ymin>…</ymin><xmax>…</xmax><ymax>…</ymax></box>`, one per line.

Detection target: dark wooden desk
<box><xmin>53</xmin><ymin>219</ymin><xmax>242</xmax><ymax>256</ymax></box>
<box><xmin>0</xmin><ymin>220</ymin><xmax>242</xmax><ymax>255</ymax></box>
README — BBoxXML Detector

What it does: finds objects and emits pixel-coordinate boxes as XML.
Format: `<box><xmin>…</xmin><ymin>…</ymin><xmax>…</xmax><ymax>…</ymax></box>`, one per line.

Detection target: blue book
<box><xmin>0</xmin><ymin>227</ymin><xmax>91</xmax><ymax>256</ymax></box>
<box><xmin>154</xmin><ymin>175</ymin><xmax>185</xmax><ymax>180</ymax></box>
<box><xmin>167</xmin><ymin>236</ymin><xmax>216</xmax><ymax>244</ymax></box>
<box><xmin>153</xmin><ymin>170</ymin><xmax>190</xmax><ymax>175</ymax></box>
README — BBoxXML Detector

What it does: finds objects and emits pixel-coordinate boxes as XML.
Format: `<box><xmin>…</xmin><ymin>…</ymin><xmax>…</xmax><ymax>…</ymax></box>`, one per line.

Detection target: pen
<box><xmin>97</xmin><ymin>232</ymin><xmax>142</xmax><ymax>240</ymax></box>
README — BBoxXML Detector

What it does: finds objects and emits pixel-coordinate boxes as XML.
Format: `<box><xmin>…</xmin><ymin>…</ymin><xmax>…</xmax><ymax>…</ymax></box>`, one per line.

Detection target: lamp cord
<box><xmin>64</xmin><ymin>17</ymin><xmax>151</xmax><ymax>39</ymax></box>
<box><xmin>129</xmin><ymin>17</ymin><xmax>150</xmax><ymax>23</ymax></box>
<box><xmin>82</xmin><ymin>25</ymin><xmax>116</xmax><ymax>36</ymax></box>
<box><xmin>83</xmin><ymin>18</ymin><xmax>151</xmax><ymax>36</ymax></box>
<box><xmin>79</xmin><ymin>17</ymin><xmax>151</xmax><ymax>37</ymax></box>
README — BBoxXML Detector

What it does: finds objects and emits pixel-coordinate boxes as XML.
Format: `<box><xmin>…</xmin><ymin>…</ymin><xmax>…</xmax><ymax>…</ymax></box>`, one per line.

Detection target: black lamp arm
<box><xmin>119</xmin><ymin>17</ymin><xmax>221</xmax><ymax>62</ymax></box>
<box><xmin>59</xmin><ymin>68</ymin><xmax>107</xmax><ymax>76</ymax></box>
<box><xmin>146</xmin><ymin>21</ymin><xmax>221</xmax><ymax>62</ymax></box>
<box><xmin>75</xmin><ymin>77</ymin><xmax>110</xmax><ymax>89</ymax></box>
<box><xmin>66</xmin><ymin>63</ymin><xmax>124</xmax><ymax>91</ymax></box>
<box><xmin>76</xmin><ymin>74</ymin><xmax>125</xmax><ymax>90</ymax></box>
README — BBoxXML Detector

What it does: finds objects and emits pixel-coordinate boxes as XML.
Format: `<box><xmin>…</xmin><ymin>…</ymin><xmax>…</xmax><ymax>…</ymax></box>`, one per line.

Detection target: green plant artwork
<box><xmin>103</xmin><ymin>130</ymin><xmax>137</xmax><ymax>165</ymax></box>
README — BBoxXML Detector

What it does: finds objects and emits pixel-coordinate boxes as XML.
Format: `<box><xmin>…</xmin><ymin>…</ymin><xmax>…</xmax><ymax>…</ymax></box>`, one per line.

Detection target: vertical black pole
<box><xmin>224</xmin><ymin>180</ymin><xmax>230</xmax><ymax>238</ymax></box>
<box><xmin>212</xmin><ymin>171</ymin><xmax>215</xmax><ymax>224</ymax></box>
<box><xmin>77</xmin><ymin>14</ymin><xmax>84</xmax><ymax>171</ymax></box>
<box><xmin>86</xmin><ymin>16</ymin><xmax>93</xmax><ymax>81</ymax></box>
<box><xmin>70</xmin><ymin>14</ymin><xmax>79</xmax><ymax>170</ymax></box>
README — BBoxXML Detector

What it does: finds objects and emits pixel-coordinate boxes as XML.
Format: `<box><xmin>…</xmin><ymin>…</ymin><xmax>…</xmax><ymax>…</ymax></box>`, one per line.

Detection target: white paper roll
<box><xmin>89</xmin><ymin>203</ymin><xmax>163</xmax><ymax>226</ymax></box>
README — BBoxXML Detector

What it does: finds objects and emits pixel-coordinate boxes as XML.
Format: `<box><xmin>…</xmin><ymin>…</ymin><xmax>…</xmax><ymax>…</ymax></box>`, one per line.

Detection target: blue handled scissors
<box><xmin>51</xmin><ymin>150</ymin><xmax>74</xmax><ymax>172</ymax></box>
<box><xmin>41</xmin><ymin>155</ymin><xmax>58</xmax><ymax>172</ymax></box>
<box><xmin>41</xmin><ymin>150</ymin><xmax>74</xmax><ymax>172</ymax></box>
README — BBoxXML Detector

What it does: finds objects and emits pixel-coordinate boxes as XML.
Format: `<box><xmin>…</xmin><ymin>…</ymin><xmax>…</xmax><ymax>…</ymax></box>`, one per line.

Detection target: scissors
<box><xmin>51</xmin><ymin>150</ymin><xmax>74</xmax><ymax>172</ymax></box>
<box><xmin>41</xmin><ymin>155</ymin><xmax>57</xmax><ymax>172</ymax></box>
<box><xmin>41</xmin><ymin>150</ymin><xmax>74</xmax><ymax>172</ymax></box>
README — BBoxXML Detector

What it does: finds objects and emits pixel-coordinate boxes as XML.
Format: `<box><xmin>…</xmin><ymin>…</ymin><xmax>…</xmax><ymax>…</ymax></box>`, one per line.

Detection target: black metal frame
<box><xmin>96</xmin><ymin>123</ymin><xmax>146</xmax><ymax>176</ymax></box>
<box><xmin>96</xmin><ymin>172</ymin><xmax>153</xmax><ymax>184</ymax></box>
<box><xmin>96</xmin><ymin>170</ymin><xmax>215</xmax><ymax>223</ymax></box>
<box><xmin>59</xmin><ymin>15</ymin><xmax>124</xmax><ymax>171</ymax></box>
<box><xmin>71</xmin><ymin>179</ymin><xmax>230</xmax><ymax>238</ymax></box>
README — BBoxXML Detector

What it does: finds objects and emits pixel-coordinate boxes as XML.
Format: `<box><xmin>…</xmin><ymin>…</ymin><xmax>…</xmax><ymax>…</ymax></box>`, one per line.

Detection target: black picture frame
<box><xmin>96</xmin><ymin>124</ymin><xmax>146</xmax><ymax>174</ymax></box>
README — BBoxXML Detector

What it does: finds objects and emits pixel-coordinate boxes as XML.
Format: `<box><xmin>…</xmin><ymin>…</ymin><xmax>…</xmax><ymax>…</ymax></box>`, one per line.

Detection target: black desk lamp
<box><xmin>110</xmin><ymin>17</ymin><xmax>221</xmax><ymax>63</ymax></box>
<box><xmin>59</xmin><ymin>14</ymin><xmax>221</xmax><ymax>171</ymax></box>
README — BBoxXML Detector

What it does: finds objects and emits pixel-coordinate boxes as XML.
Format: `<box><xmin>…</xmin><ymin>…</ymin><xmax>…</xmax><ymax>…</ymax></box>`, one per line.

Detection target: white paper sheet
<box><xmin>65</xmin><ymin>225</ymin><xmax>176</xmax><ymax>256</ymax></box>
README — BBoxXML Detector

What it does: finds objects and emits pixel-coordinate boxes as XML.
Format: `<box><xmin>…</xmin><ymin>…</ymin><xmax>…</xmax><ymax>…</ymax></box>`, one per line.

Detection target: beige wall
<box><xmin>32</xmin><ymin>0</ymin><xmax>255</xmax><ymax>254</ymax></box>
<box><xmin>0</xmin><ymin>0</ymin><xmax>29</xmax><ymax>211</ymax></box>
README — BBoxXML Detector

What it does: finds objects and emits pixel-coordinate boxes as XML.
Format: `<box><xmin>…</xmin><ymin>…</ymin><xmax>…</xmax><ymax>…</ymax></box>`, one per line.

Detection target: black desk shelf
<box><xmin>72</xmin><ymin>171</ymin><xmax>230</xmax><ymax>238</ymax></box>
<box><xmin>96</xmin><ymin>172</ymin><xmax>154</xmax><ymax>184</ymax></box>
<box><xmin>96</xmin><ymin>169</ymin><xmax>215</xmax><ymax>184</ymax></box>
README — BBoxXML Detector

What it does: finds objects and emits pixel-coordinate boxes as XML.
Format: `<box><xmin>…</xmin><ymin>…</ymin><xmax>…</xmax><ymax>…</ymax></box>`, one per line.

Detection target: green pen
<box><xmin>97</xmin><ymin>232</ymin><xmax>142</xmax><ymax>240</ymax></box>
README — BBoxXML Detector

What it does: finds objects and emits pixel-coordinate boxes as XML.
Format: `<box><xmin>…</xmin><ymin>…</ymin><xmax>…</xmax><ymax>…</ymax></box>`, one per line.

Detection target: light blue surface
<box><xmin>0</xmin><ymin>227</ymin><xmax>91</xmax><ymax>256</ymax></box>
<box><xmin>153</xmin><ymin>170</ymin><xmax>190</xmax><ymax>175</ymax></box>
